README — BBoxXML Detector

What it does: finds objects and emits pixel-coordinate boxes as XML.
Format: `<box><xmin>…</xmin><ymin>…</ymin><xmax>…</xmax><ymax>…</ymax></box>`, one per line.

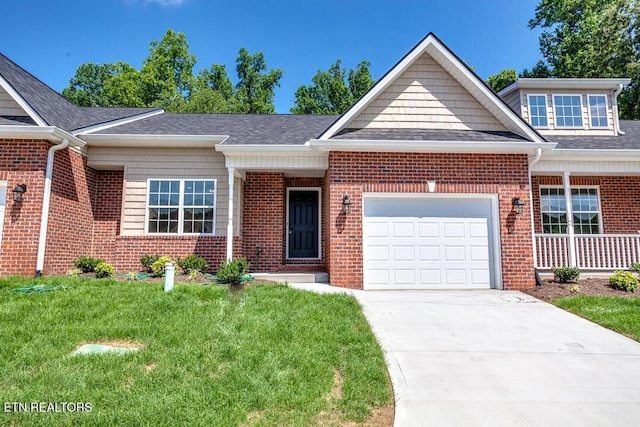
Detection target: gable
<box><xmin>0</xmin><ymin>84</ymin><xmax>28</xmax><ymax>117</ymax></box>
<box><xmin>348</xmin><ymin>52</ymin><xmax>507</xmax><ymax>132</ymax></box>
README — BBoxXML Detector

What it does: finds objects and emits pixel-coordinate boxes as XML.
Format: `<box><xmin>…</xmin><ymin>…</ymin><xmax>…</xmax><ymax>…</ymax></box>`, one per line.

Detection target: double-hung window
<box><xmin>588</xmin><ymin>95</ymin><xmax>609</xmax><ymax>128</ymax></box>
<box><xmin>553</xmin><ymin>95</ymin><xmax>583</xmax><ymax>128</ymax></box>
<box><xmin>527</xmin><ymin>94</ymin><xmax>548</xmax><ymax>127</ymax></box>
<box><xmin>147</xmin><ymin>179</ymin><xmax>216</xmax><ymax>235</ymax></box>
<box><xmin>540</xmin><ymin>187</ymin><xmax>601</xmax><ymax>234</ymax></box>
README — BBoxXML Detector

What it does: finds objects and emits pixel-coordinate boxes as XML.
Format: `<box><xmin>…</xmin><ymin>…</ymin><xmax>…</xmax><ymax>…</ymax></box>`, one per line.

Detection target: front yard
<box><xmin>0</xmin><ymin>277</ymin><xmax>392</xmax><ymax>426</ymax></box>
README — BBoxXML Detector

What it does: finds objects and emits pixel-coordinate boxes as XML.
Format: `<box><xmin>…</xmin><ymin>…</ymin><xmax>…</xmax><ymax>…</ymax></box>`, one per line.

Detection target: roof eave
<box><xmin>499</xmin><ymin>78</ymin><xmax>633</xmax><ymax>97</ymax></box>
<box><xmin>543</xmin><ymin>148</ymin><xmax>640</xmax><ymax>160</ymax></box>
<box><xmin>80</xmin><ymin>133</ymin><xmax>228</xmax><ymax>147</ymax></box>
<box><xmin>73</xmin><ymin>109</ymin><xmax>165</xmax><ymax>135</ymax></box>
<box><xmin>0</xmin><ymin>125</ymin><xmax>85</xmax><ymax>147</ymax></box>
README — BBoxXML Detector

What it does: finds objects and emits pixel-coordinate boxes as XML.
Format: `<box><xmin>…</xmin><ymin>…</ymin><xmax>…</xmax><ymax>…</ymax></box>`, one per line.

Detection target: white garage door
<box><xmin>363</xmin><ymin>197</ymin><xmax>496</xmax><ymax>290</ymax></box>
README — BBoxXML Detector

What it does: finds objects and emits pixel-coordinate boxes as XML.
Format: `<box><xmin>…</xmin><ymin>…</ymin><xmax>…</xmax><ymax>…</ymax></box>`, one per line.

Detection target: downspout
<box><xmin>528</xmin><ymin>148</ymin><xmax>542</xmax><ymax>269</ymax></box>
<box><xmin>613</xmin><ymin>83</ymin><xmax>625</xmax><ymax>135</ymax></box>
<box><xmin>35</xmin><ymin>138</ymin><xmax>69</xmax><ymax>276</ymax></box>
<box><xmin>226</xmin><ymin>167</ymin><xmax>235</xmax><ymax>262</ymax></box>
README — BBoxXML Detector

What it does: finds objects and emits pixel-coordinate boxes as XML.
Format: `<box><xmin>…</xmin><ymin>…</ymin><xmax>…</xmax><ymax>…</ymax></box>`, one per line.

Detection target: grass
<box><xmin>0</xmin><ymin>277</ymin><xmax>391</xmax><ymax>426</ymax></box>
<box><xmin>553</xmin><ymin>295</ymin><xmax>640</xmax><ymax>341</ymax></box>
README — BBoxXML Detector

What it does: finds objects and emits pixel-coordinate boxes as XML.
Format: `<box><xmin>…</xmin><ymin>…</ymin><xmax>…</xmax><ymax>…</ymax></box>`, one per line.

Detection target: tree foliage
<box><xmin>486</xmin><ymin>68</ymin><xmax>517</xmax><ymax>92</ymax></box>
<box><xmin>62</xmin><ymin>30</ymin><xmax>282</xmax><ymax>114</ymax></box>
<box><xmin>291</xmin><ymin>59</ymin><xmax>375</xmax><ymax>115</ymax></box>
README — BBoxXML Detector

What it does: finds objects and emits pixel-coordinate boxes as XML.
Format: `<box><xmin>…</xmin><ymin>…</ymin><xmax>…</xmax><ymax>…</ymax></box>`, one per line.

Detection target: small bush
<box><xmin>631</xmin><ymin>262</ymin><xmax>640</xmax><ymax>273</ymax></box>
<box><xmin>66</xmin><ymin>268</ymin><xmax>82</xmax><ymax>278</ymax></box>
<box><xmin>151</xmin><ymin>256</ymin><xmax>174</xmax><ymax>278</ymax></box>
<box><xmin>176</xmin><ymin>254</ymin><xmax>208</xmax><ymax>274</ymax></box>
<box><xmin>609</xmin><ymin>270</ymin><xmax>638</xmax><ymax>292</ymax></box>
<box><xmin>73</xmin><ymin>256</ymin><xmax>103</xmax><ymax>273</ymax></box>
<box><xmin>140</xmin><ymin>254</ymin><xmax>161</xmax><ymax>272</ymax></box>
<box><xmin>184</xmin><ymin>269</ymin><xmax>199</xmax><ymax>282</ymax></box>
<box><xmin>552</xmin><ymin>266</ymin><xmax>581</xmax><ymax>283</ymax></box>
<box><xmin>125</xmin><ymin>272</ymin><xmax>140</xmax><ymax>281</ymax></box>
<box><xmin>216</xmin><ymin>258</ymin><xmax>250</xmax><ymax>286</ymax></box>
<box><xmin>94</xmin><ymin>262</ymin><xmax>115</xmax><ymax>279</ymax></box>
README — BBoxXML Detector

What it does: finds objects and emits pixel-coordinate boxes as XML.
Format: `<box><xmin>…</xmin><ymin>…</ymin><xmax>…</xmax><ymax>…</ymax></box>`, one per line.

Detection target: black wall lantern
<box><xmin>342</xmin><ymin>195</ymin><xmax>352</xmax><ymax>215</ymax></box>
<box><xmin>511</xmin><ymin>197</ymin><xmax>525</xmax><ymax>214</ymax></box>
<box><xmin>12</xmin><ymin>184</ymin><xmax>27</xmax><ymax>202</ymax></box>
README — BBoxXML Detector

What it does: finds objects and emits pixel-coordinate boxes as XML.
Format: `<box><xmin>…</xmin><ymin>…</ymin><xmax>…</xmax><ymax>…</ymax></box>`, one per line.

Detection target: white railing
<box><xmin>536</xmin><ymin>234</ymin><xmax>640</xmax><ymax>270</ymax></box>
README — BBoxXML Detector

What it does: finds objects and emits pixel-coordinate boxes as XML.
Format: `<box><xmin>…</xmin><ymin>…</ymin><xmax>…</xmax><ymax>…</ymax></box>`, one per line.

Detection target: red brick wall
<box><xmin>327</xmin><ymin>152</ymin><xmax>534</xmax><ymax>290</ymax></box>
<box><xmin>91</xmin><ymin>170</ymin><xmax>123</xmax><ymax>263</ymax></box>
<box><xmin>43</xmin><ymin>148</ymin><xmax>96</xmax><ymax>274</ymax></box>
<box><xmin>0</xmin><ymin>139</ymin><xmax>48</xmax><ymax>276</ymax></box>
<box><xmin>532</xmin><ymin>175</ymin><xmax>640</xmax><ymax>234</ymax></box>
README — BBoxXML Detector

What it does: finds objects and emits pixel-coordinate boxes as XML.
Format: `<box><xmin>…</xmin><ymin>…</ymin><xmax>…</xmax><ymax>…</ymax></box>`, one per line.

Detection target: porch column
<box><xmin>563</xmin><ymin>171</ymin><xmax>577</xmax><ymax>267</ymax></box>
<box><xmin>226</xmin><ymin>167</ymin><xmax>235</xmax><ymax>262</ymax></box>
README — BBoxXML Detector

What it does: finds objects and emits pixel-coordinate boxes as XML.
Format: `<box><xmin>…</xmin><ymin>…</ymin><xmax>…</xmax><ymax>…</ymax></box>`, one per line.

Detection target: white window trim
<box><xmin>285</xmin><ymin>187</ymin><xmax>322</xmax><ymax>260</ymax></box>
<box><xmin>587</xmin><ymin>94</ymin><xmax>610</xmax><ymax>129</ymax></box>
<box><xmin>552</xmin><ymin>94</ymin><xmax>585</xmax><ymax>129</ymax></box>
<box><xmin>540</xmin><ymin>185</ymin><xmax>603</xmax><ymax>234</ymax></box>
<box><xmin>145</xmin><ymin>178</ymin><xmax>217</xmax><ymax>236</ymax></box>
<box><xmin>527</xmin><ymin>94</ymin><xmax>550</xmax><ymax>129</ymax></box>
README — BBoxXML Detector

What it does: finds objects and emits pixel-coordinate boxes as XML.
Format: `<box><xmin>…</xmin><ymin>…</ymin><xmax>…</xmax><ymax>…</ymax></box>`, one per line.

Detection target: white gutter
<box><xmin>613</xmin><ymin>83</ymin><xmax>625</xmax><ymax>135</ymax></box>
<box><xmin>528</xmin><ymin>148</ymin><xmax>542</xmax><ymax>270</ymax></box>
<box><xmin>35</xmin><ymin>138</ymin><xmax>69</xmax><ymax>276</ymax></box>
<box><xmin>0</xmin><ymin>126</ymin><xmax>85</xmax><ymax>148</ymax></box>
<box><xmin>80</xmin><ymin>134</ymin><xmax>228</xmax><ymax>147</ymax></box>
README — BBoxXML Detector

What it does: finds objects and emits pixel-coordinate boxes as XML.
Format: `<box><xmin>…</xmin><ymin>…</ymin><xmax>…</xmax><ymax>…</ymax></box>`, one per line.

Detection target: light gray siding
<box><xmin>0</xmin><ymin>86</ymin><xmax>26</xmax><ymax>116</ymax></box>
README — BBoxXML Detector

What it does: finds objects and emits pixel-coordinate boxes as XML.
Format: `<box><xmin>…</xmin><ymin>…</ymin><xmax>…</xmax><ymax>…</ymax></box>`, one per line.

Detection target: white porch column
<box><xmin>226</xmin><ymin>167</ymin><xmax>235</xmax><ymax>262</ymax></box>
<box><xmin>563</xmin><ymin>171</ymin><xmax>577</xmax><ymax>267</ymax></box>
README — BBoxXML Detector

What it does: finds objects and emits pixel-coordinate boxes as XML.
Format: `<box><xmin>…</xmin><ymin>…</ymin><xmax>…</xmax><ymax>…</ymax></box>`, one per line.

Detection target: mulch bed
<box><xmin>521</xmin><ymin>277</ymin><xmax>640</xmax><ymax>302</ymax></box>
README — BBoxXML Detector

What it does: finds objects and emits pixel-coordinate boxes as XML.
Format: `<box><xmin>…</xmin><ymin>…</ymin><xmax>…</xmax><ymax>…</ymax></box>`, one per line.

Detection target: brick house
<box><xmin>0</xmin><ymin>33</ymin><xmax>635</xmax><ymax>290</ymax></box>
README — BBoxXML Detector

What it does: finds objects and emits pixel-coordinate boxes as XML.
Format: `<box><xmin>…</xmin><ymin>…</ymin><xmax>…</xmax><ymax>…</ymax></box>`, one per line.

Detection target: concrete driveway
<box><xmin>353</xmin><ymin>290</ymin><xmax>640</xmax><ymax>427</ymax></box>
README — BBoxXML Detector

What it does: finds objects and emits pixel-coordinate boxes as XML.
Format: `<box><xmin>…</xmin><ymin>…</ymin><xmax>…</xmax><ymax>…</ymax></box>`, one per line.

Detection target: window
<box><xmin>588</xmin><ymin>95</ymin><xmax>608</xmax><ymax>128</ymax></box>
<box><xmin>527</xmin><ymin>94</ymin><xmax>548</xmax><ymax>127</ymax></box>
<box><xmin>147</xmin><ymin>179</ymin><xmax>216</xmax><ymax>235</ymax></box>
<box><xmin>540</xmin><ymin>187</ymin><xmax>600</xmax><ymax>234</ymax></box>
<box><xmin>553</xmin><ymin>95</ymin><xmax>583</xmax><ymax>128</ymax></box>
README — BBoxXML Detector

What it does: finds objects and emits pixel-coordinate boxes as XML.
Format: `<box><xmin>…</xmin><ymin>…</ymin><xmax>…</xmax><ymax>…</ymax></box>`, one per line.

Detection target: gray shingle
<box><xmin>332</xmin><ymin>128</ymin><xmax>530</xmax><ymax>142</ymax></box>
<box><xmin>0</xmin><ymin>53</ymin><xmax>160</xmax><ymax>131</ymax></box>
<box><xmin>0</xmin><ymin>116</ymin><xmax>37</xmax><ymax>126</ymax></box>
<box><xmin>551</xmin><ymin>121</ymin><xmax>640</xmax><ymax>150</ymax></box>
<box><xmin>95</xmin><ymin>113</ymin><xmax>338</xmax><ymax>145</ymax></box>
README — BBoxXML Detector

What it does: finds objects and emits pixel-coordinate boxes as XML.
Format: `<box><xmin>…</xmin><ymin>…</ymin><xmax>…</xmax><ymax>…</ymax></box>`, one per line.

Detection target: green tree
<box><xmin>62</xmin><ymin>62</ymin><xmax>127</xmax><ymax>107</ymax></box>
<box><xmin>519</xmin><ymin>60</ymin><xmax>553</xmax><ymax>78</ymax></box>
<box><xmin>486</xmin><ymin>68</ymin><xmax>517</xmax><ymax>92</ymax></box>
<box><xmin>291</xmin><ymin>59</ymin><xmax>375</xmax><ymax>114</ymax></box>
<box><xmin>234</xmin><ymin>48</ymin><xmax>283</xmax><ymax>114</ymax></box>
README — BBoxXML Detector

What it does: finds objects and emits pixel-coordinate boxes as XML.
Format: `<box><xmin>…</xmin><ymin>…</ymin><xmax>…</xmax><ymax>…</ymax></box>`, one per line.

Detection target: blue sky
<box><xmin>1</xmin><ymin>0</ymin><xmax>543</xmax><ymax>113</ymax></box>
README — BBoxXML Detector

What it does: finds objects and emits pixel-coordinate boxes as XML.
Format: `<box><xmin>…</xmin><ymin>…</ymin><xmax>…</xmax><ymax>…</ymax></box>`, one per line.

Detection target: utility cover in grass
<box><xmin>72</xmin><ymin>343</ymin><xmax>140</xmax><ymax>356</ymax></box>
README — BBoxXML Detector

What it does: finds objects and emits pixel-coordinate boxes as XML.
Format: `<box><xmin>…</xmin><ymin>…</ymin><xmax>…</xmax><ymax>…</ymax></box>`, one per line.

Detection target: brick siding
<box><xmin>327</xmin><ymin>152</ymin><xmax>535</xmax><ymax>290</ymax></box>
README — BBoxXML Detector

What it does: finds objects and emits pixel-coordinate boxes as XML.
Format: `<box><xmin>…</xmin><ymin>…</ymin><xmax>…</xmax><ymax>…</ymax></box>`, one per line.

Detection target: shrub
<box><xmin>94</xmin><ymin>262</ymin><xmax>115</xmax><ymax>279</ymax></box>
<box><xmin>151</xmin><ymin>256</ymin><xmax>174</xmax><ymax>278</ymax></box>
<box><xmin>66</xmin><ymin>268</ymin><xmax>82</xmax><ymax>277</ymax></box>
<box><xmin>609</xmin><ymin>270</ymin><xmax>638</xmax><ymax>292</ymax></box>
<box><xmin>125</xmin><ymin>272</ymin><xmax>140</xmax><ymax>281</ymax></box>
<box><xmin>216</xmin><ymin>258</ymin><xmax>250</xmax><ymax>286</ymax></box>
<box><xmin>552</xmin><ymin>266</ymin><xmax>581</xmax><ymax>283</ymax></box>
<box><xmin>140</xmin><ymin>254</ymin><xmax>161</xmax><ymax>272</ymax></box>
<box><xmin>176</xmin><ymin>254</ymin><xmax>208</xmax><ymax>274</ymax></box>
<box><xmin>73</xmin><ymin>256</ymin><xmax>103</xmax><ymax>273</ymax></box>
<box><xmin>631</xmin><ymin>262</ymin><xmax>640</xmax><ymax>273</ymax></box>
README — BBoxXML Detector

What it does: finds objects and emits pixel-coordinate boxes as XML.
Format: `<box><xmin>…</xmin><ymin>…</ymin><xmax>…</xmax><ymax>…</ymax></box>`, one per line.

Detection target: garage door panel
<box><xmin>364</xmin><ymin>207</ymin><xmax>493</xmax><ymax>289</ymax></box>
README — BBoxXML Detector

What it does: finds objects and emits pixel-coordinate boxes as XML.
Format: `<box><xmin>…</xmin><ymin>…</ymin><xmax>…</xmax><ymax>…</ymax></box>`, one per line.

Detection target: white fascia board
<box><xmin>80</xmin><ymin>133</ymin><xmax>228</xmax><ymax>147</ymax></box>
<box><xmin>73</xmin><ymin>109</ymin><xmax>165</xmax><ymax>135</ymax></box>
<box><xmin>500</xmin><ymin>78</ymin><xmax>632</xmax><ymax>97</ymax></box>
<box><xmin>0</xmin><ymin>75</ymin><xmax>47</xmax><ymax>126</ymax></box>
<box><xmin>215</xmin><ymin>144</ymin><xmax>313</xmax><ymax>153</ymax></box>
<box><xmin>0</xmin><ymin>125</ymin><xmax>85</xmax><ymax>148</ymax></box>
<box><xmin>310</xmin><ymin>138</ymin><xmax>556</xmax><ymax>154</ymax></box>
<box><xmin>542</xmin><ymin>148</ymin><xmax>640</xmax><ymax>161</ymax></box>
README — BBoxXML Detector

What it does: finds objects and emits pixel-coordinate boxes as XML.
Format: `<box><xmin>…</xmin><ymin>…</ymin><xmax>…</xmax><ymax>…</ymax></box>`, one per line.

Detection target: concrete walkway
<box><xmin>352</xmin><ymin>290</ymin><xmax>640</xmax><ymax>427</ymax></box>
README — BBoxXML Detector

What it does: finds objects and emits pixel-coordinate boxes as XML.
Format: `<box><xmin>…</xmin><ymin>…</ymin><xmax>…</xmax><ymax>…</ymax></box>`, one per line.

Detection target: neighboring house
<box><xmin>0</xmin><ymin>33</ymin><xmax>635</xmax><ymax>290</ymax></box>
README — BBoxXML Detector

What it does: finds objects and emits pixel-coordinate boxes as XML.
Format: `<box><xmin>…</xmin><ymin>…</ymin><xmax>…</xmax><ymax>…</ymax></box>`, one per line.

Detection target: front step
<box><xmin>252</xmin><ymin>272</ymin><xmax>329</xmax><ymax>284</ymax></box>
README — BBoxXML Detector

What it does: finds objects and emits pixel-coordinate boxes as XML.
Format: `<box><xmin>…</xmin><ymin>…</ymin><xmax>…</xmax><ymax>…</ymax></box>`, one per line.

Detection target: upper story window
<box><xmin>147</xmin><ymin>179</ymin><xmax>216</xmax><ymax>235</ymax></box>
<box><xmin>588</xmin><ymin>95</ymin><xmax>609</xmax><ymax>128</ymax></box>
<box><xmin>552</xmin><ymin>95</ymin><xmax>583</xmax><ymax>128</ymax></box>
<box><xmin>527</xmin><ymin>94</ymin><xmax>548</xmax><ymax>127</ymax></box>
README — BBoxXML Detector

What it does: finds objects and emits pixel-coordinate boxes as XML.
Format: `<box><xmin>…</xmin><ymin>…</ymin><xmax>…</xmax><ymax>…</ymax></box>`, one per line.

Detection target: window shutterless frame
<box><xmin>539</xmin><ymin>185</ymin><xmax>602</xmax><ymax>235</ymax></box>
<box><xmin>552</xmin><ymin>94</ymin><xmax>585</xmax><ymax>129</ymax></box>
<box><xmin>527</xmin><ymin>94</ymin><xmax>549</xmax><ymax>128</ymax></box>
<box><xmin>587</xmin><ymin>94</ymin><xmax>609</xmax><ymax>128</ymax></box>
<box><xmin>145</xmin><ymin>178</ymin><xmax>216</xmax><ymax>236</ymax></box>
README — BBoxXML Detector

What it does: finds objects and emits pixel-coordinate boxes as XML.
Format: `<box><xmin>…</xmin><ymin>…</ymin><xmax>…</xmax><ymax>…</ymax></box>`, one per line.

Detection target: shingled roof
<box><xmin>332</xmin><ymin>128</ymin><xmax>530</xmax><ymax>142</ymax></box>
<box><xmin>551</xmin><ymin>121</ymin><xmax>640</xmax><ymax>150</ymax></box>
<box><xmin>0</xmin><ymin>53</ymin><xmax>160</xmax><ymax>131</ymax></box>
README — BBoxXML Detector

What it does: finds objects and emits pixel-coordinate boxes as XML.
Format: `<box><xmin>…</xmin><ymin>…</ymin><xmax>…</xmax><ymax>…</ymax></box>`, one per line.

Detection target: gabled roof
<box><xmin>90</xmin><ymin>113</ymin><xmax>337</xmax><ymax>145</ymax></box>
<box><xmin>318</xmin><ymin>33</ymin><xmax>545</xmax><ymax>143</ymax></box>
<box><xmin>0</xmin><ymin>52</ymin><xmax>161</xmax><ymax>132</ymax></box>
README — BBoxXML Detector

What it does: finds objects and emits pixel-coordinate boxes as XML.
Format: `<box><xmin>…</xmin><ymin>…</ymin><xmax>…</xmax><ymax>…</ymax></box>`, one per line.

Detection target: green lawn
<box><xmin>0</xmin><ymin>277</ymin><xmax>391</xmax><ymax>426</ymax></box>
<box><xmin>553</xmin><ymin>295</ymin><xmax>640</xmax><ymax>341</ymax></box>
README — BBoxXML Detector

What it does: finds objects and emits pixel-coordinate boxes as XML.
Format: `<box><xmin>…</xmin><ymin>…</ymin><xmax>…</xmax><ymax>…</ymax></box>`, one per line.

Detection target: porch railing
<box><xmin>535</xmin><ymin>234</ymin><xmax>640</xmax><ymax>270</ymax></box>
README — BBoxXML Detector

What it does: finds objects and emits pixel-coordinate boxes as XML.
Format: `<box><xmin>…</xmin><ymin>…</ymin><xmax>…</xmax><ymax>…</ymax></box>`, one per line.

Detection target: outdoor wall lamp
<box><xmin>511</xmin><ymin>197</ymin><xmax>525</xmax><ymax>214</ymax></box>
<box><xmin>342</xmin><ymin>195</ymin><xmax>352</xmax><ymax>215</ymax></box>
<box><xmin>12</xmin><ymin>184</ymin><xmax>27</xmax><ymax>202</ymax></box>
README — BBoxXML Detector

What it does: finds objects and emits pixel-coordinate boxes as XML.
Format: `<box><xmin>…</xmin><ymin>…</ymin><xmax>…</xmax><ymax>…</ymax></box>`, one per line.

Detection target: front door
<box><xmin>288</xmin><ymin>190</ymin><xmax>319</xmax><ymax>258</ymax></box>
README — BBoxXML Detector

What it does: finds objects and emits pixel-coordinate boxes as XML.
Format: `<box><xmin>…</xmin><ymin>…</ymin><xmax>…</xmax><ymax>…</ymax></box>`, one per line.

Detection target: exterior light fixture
<box><xmin>511</xmin><ymin>197</ymin><xmax>525</xmax><ymax>214</ymax></box>
<box><xmin>342</xmin><ymin>195</ymin><xmax>352</xmax><ymax>215</ymax></box>
<box><xmin>12</xmin><ymin>184</ymin><xmax>26</xmax><ymax>202</ymax></box>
